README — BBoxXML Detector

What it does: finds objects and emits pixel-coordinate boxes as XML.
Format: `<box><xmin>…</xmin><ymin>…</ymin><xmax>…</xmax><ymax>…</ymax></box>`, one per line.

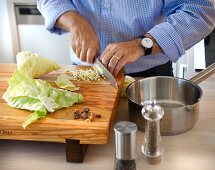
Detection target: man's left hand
<box><xmin>100</xmin><ymin>39</ymin><xmax>145</xmax><ymax>76</ymax></box>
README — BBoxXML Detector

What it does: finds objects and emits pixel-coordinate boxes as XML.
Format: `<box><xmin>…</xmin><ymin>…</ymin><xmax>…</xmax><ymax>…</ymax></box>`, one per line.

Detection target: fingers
<box><xmin>101</xmin><ymin>44</ymin><xmax>124</xmax><ymax>66</ymax></box>
<box><xmin>73</xmin><ymin>44</ymin><xmax>99</xmax><ymax>63</ymax></box>
<box><xmin>76</xmin><ymin>48</ymin><xmax>81</xmax><ymax>60</ymax></box>
<box><xmin>79</xmin><ymin>47</ymin><xmax>87</xmax><ymax>62</ymax></box>
<box><xmin>100</xmin><ymin>45</ymin><xmax>111</xmax><ymax>61</ymax></box>
<box><xmin>87</xmin><ymin>48</ymin><xmax>97</xmax><ymax>63</ymax></box>
<box><xmin>107</xmin><ymin>51</ymin><xmax>123</xmax><ymax>74</ymax></box>
<box><xmin>101</xmin><ymin>45</ymin><xmax>116</xmax><ymax>68</ymax></box>
<box><xmin>69</xmin><ymin>22</ymin><xmax>100</xmax><ymax>63</ymax></box>
<box><xmin>113</xmin><ymin>56</ymin><xmax>127</xmax><ymax>76</ymax></box>
<box><xmin>101</xmin><ymin>43</ymin><xmax>125</xmax><ymax>76</ymax></box>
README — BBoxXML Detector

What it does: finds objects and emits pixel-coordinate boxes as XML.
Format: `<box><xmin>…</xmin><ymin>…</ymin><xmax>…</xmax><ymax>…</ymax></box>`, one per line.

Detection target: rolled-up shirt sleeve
<box><xmin>37</xmin><ymin>0</ymin><xmax>77</xmax><ymax>35</ymax></box>
<box><xmin>148</xmin><ymin>0</ymin><xmax>215</xmax><ymax>62</ymax></box>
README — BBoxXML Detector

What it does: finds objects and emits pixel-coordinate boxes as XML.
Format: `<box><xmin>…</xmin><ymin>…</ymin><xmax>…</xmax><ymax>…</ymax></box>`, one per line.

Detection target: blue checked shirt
<box><xmin>37</xmin><ymin>0</ymin><xmax>215</xmax><ymax>74</ymax></box>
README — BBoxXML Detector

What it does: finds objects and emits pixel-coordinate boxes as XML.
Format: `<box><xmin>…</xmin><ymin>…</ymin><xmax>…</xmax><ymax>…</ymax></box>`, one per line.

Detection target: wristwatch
<box><xmin>139</xmin><ymin>35</ymin><xmax>153</xmax><ymax>55</ymax></box>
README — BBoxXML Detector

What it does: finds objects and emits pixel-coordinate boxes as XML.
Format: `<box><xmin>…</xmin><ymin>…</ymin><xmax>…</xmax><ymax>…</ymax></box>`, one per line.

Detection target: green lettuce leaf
<box><xmin>22</xmin><ymin>111</ymin><xmax>47</xmax><ymax>129</ymax></box>
<box><xmin>49</xmin><ymin>88</ymin><xmax>83</xmax><ymax>109</ymax></box>
<box><xmin>2</xmin><ymin>70</ymin><xmax>83</xmax><ymax>128</ymax></box>
<box><xmin>3</xmin><ymin>70</ymin><xmax>58</xmax><ymax>112</ymax></box>
<box><xmin>55</xmin><ymin>74</ymin><xmax>79</xmax><ymax>91</ymax></box>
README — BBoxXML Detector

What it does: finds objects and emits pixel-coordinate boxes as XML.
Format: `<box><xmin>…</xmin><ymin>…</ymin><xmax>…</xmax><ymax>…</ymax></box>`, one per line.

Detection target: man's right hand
<box><xmin>56</xmin><ymin>11</ymin><xmax>100</xmax><ymax>63</ymax></box>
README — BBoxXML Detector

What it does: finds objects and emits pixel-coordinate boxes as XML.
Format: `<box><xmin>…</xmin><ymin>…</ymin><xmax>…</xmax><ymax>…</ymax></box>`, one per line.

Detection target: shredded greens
<box><xmin>65</xmin><ymin>66</ymin><xmax>103</xmax><ymax>82</ymax></box>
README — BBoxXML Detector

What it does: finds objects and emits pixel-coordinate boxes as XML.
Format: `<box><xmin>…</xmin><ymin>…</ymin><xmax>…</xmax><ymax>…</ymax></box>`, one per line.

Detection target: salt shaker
<box><xmin>141</xmin><ymin>102</ymin><xmax>164</xmax><ymax>158</ymax></box>
<box><xmin>114</xmin><ymin>121</ymin><xmax>137</xmax><ymax>170</ymax></box>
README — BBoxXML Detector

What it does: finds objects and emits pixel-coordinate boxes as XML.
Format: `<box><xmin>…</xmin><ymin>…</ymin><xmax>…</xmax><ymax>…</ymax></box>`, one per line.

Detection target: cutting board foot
<box><xmin>65</xmin><ymin>139</ymin><xmax>88</xmax><ymax>163</ymax></box>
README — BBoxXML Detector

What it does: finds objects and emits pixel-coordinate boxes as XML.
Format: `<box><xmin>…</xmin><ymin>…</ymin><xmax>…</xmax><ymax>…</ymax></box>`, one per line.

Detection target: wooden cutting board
<box><xmin>0</xmin><ymin>64</ymin><xmax>124</xmax><ymax>145</ymax></box>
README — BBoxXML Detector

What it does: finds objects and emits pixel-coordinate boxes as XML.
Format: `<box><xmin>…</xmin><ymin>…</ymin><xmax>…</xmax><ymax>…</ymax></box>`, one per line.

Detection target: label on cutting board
<box><xmin>0</xmin><ymin>129</ymin><xmax>13</xmax><ymax>135</ymax></box>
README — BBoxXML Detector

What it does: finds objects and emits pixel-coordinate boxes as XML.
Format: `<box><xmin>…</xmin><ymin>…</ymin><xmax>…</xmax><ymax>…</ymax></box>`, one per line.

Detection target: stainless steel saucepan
<box><xmin>126</xmin><ymin>63</ymin><xmax>215</xmax><ymax>135</ymax></box>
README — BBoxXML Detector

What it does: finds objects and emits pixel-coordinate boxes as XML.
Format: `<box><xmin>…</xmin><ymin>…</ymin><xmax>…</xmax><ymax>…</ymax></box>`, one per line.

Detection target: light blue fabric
<box><xmin>37</xmin><ymin>0</ymin><xmax>215</xmax><ymax>74</ymax></box>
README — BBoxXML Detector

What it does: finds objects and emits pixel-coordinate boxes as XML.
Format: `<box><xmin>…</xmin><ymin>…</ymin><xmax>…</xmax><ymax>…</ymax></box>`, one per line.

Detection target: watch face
<box><xmin>141</xmin><ymin>38</ymin><xmax>153</xmax><ymax>48</ymax></box>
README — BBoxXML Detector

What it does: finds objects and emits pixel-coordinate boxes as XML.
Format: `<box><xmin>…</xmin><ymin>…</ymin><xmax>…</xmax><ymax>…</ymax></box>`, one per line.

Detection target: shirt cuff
<box><xmin>40</xmin><ymin>3</ymin><xmax>77</xmax><ymax>35</ymax></box>
<box><xmin>148</xmin><ymin>22</ymin><xmax>185</xmax><ymax>62</ymax></box>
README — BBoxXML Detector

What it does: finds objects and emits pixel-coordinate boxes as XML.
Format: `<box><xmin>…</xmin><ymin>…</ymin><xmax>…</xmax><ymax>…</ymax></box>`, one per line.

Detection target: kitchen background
<box><xmin>1</xmin><ymin>0</ymin><xmax>214</xmax><ymax>79</ymax></box>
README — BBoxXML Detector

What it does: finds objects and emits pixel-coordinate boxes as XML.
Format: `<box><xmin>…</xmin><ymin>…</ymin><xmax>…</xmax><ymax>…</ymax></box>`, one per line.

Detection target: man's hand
<box><xmin>100</xmin><ymin>34</ymin><xmax>163</xmax><ymax>76</ymax></box>
<box><xmin>100</xmin><ymin>39</ymin><xmax>145</xmax><ymax>76</ymax></box>
<box><xmin>56</xmin><ymin>11</ymin><xmax>100</xmax><ymax>63</ymax></box>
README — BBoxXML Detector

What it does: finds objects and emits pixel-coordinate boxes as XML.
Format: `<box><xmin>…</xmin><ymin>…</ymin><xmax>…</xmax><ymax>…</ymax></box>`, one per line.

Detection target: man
<box><xmin>37</xmin><ymin>0</ymin><xmax>215</xmax><ymax>77</ymax></box>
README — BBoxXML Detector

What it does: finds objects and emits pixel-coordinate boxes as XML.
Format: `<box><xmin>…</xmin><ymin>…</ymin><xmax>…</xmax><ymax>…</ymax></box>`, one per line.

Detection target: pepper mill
<box><xmin>141</xmin><ymin>102</ymin><xmax>164</xmax><ymax>158</ymax></box>
<box><xmin>114</xmin><ymin>121</ymin><xmax>137</xmax><ymax>170</ymax></box>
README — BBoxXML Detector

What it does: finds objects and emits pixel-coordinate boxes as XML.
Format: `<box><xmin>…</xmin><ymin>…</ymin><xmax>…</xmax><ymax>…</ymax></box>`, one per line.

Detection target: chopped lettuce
<box><xmin>16</xmin><ymin>51</ymin><xmax>60</xmax><ymax>78</ymax></box>
<box><xmin>2</xmin><ymin>70</ymin><xmax>83</xmax><ymax>128</ymax></box>
<box><xmin>55</xmin><ymin>74</ymin><xmax>79</xmax><ymax>91</ymax></box>
<box><xmin>65</xmin><ymin>66</ymin><xmax>102</xmax><ymax>81</ymax></box>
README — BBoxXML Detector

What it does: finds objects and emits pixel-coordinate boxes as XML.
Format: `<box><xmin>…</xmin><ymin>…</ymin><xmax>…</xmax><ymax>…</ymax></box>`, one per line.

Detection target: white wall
<box><xmin>1</xmin><ymin>0</ymin><xmax>71</xmax><ymax>64</ymax></box>
<box><xmin>0</xmin><ymin>0</ymin><xmax>14</xmax><ymax>63</ymax></box>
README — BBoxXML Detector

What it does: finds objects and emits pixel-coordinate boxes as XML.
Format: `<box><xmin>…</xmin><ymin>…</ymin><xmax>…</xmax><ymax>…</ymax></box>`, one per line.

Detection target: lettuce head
<box><xmin>16</xmin><ymin>51</ymin><xmax>60</xmax><ymax>78</ymax></box>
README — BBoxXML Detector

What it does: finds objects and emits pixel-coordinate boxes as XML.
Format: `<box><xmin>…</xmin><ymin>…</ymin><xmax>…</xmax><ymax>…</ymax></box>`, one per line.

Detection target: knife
<box><xmin>94</xmin><ymin>58</ymin><xmax>118</xmax><ymax>89</ymax></box>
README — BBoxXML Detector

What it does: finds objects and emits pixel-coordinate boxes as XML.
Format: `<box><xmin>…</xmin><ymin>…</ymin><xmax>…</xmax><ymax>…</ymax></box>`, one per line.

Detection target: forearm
<box><xmin>56</xmin><ymin>9</ymin><xmax>99</xmax><ymax>63</ymax></box>
<box><xmin>56</xmin><ymin>10</ymin><xmax>83</xmax><ymax>32</ymax></box>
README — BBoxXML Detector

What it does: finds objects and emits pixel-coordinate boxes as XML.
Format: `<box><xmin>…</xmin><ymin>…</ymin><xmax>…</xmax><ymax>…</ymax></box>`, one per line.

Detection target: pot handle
<box><xmin>189</xmin><ymin>63</ymin><xmax>215</xmax><ymax>84</ymax></box>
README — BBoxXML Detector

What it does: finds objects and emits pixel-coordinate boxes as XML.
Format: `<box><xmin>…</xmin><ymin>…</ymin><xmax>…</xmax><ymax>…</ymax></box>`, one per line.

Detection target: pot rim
<box><xmin>126</xmin><ymin>76</ymin><xmax>203</xmax><ymax>109</ymax></box>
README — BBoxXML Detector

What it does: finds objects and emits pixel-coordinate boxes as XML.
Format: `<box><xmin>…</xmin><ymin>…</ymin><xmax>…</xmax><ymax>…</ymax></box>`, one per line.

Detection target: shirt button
<box><xmin>104</xmin><ymin>1</ymin><xmax>110</xmax><ymax>8</ymax></box>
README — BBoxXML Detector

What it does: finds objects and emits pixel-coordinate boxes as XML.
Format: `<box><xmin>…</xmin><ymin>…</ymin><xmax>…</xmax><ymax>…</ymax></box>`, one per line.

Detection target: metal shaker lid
<box><xmin>114</xmin><ymin>121</ymin><xmax>137</xmax><ymax>160</ymax></box>
<box><xmin>142</xmin><ymin>102</ymin><xmax>164</xmax><ymax>121</ymax></box>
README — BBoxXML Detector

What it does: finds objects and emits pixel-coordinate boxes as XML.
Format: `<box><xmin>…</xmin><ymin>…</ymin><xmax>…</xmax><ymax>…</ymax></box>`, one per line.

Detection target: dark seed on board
<box><xmin>95</xmin><ymin>114</ymin><xmax>101</xmax><ymax>118</ymax></box>
<box><xmin>83</xmin><ymin>107</ymin><xmax>90</xmax><ymax>113</ymax></box>
<box><xmin>73</xmin><ymin>111</ymin><xmax>80</xmax><ymax>119</ymax></box>
<box><xmin>81</xmin><ymin>111</ymin><xmax>89</xmax><ymax>119</ymax></box>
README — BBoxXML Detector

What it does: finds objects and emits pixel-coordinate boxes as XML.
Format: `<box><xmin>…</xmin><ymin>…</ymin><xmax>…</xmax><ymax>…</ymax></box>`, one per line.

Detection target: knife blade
<box><xmin>94</xmin><ymin>58</ymin><xmax>118</xmax><ymax>89</ymax></box>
